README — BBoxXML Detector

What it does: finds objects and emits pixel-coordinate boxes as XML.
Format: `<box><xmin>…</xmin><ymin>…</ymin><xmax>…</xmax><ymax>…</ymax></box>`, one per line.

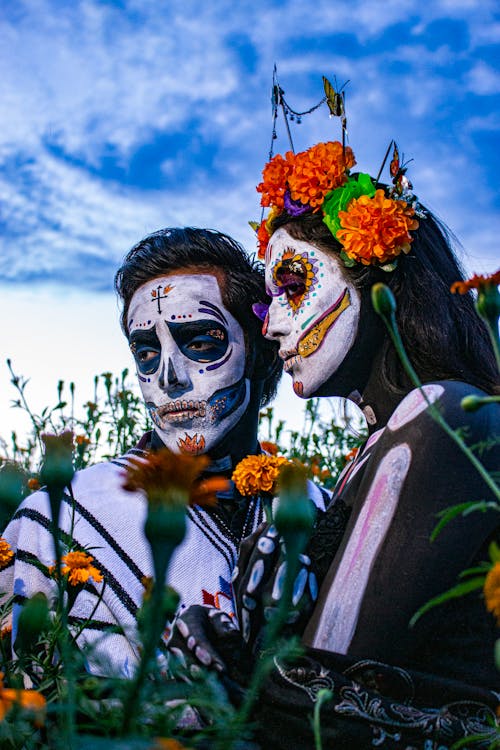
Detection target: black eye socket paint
<box><xmin>166</xmin><ymin>320</ymin><xmax>229</xmax><ymax>363</ymax></box>
<box><xmin>129</xmin><ymin>328</ymin><xmax>161</xmax><ymax>374</ymax></box>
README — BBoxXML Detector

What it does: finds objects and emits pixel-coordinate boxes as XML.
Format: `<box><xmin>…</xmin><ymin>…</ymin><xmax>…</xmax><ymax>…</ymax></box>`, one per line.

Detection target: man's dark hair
<box><xmin>271</xmin><ymin>205</ymin><xmax>499</xmax><ymax>396</ymax></box>
<box><xmin>114</xmin><ymin>227</ymin><xmax>281</xmax><ymax>406</ymax></box>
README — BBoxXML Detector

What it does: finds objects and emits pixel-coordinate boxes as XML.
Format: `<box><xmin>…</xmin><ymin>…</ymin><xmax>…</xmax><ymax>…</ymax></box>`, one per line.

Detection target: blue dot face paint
<box><xmin>128</xmin><ymin>274</ymin><xmax>250</xmax><ymax>454</ymax></box>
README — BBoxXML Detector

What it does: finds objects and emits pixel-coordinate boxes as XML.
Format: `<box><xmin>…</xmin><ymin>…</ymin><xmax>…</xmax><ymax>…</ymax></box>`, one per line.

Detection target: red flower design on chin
<box><xmin>177</xmin><ymin>433</ymin><xmax>206</xmax><ymax>455</ymax></box>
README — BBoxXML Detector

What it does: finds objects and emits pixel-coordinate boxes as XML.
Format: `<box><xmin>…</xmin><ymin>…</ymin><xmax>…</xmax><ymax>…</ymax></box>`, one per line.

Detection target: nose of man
<box><xmin>159</xmin><ymin>354</ymin><xmax>192</xmax><ymax>396</ymax></box>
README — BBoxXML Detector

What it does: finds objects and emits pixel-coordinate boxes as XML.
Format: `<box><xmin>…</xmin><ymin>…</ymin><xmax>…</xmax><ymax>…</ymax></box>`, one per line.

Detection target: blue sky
<box><xmin>1</xmin><ymin>0</ymin><xmax>499</xmax><ymax>438</ymax></box>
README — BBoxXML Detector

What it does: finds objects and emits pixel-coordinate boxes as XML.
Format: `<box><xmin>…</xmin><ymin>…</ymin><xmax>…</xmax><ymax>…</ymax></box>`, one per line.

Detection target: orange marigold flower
<box><xmin>192</xmin><ymin>476</ymin><xmax>230</xmax><ymax>506</ymax></box>
<box><xmin>450</xmin><ymin>269</ymin><xmax>500</xmax><ymax>295</ymax></box>
<box><xmin>337</xmin><ymin>190</ymin><xmax>419</xmax><ymax>266</ymax></box>
<box><xmin>141</xmin><ymin>575</ymin><xmax>154</xmax><ymax>601</ymax></box>
<box><xmin>257</xmin><ymin>152</ymin><xmax>295</xmax><ymax>210</ymax></box>
<box><xmin>344</xmin><ymin>446</ymin><xmax>359</xmax><ymax>463</ymax></box>
<box><xmin>484</xmin><ymin>561</ymin><xmax>500</xmax><ymax>625</ymax></box>
<box><xmin>260</xmin><ymin>440</ymin><xmax>279</xmax><ymax>456</ymax></box>
<box><xmin>0</xmin><ymin>625</ymin><xmax>12</xmax><ymax>640</ymax></box>
<box><xmin>0</xmin><ymin>539</ymin><xmax>14</xmax><ymax>569</ymax></box>
<box><xmin>123</xmin><ymin>448</ymin><xmax>228</xmax><ymax>508</ymax></box>
<box><xmin>60</xmin><ymin>551</ymin><xmax>103</xmax><ymax>586</ymax></box>
<box><xmin>232</xmin><ymin>454</ymin><xmax>288</xmax><ymax>496</ymax></box>
<box><xmin>288</xmin><ymin>142</ymin><xmax>355</xmax><ymax>210</ymax></box>
<box><xmin>27</xmin><ymin>477</ymin><xmax>40</xmax><ymax>491</ymax></box>
<box><xmin>152</xmin><ymin>738</ymin><xmax>192</xmax><ymax>750</ymax></box>
<box><xmin>257</xmin><ymin>218</ymin><xmax>271</xmax><ymax>259</ymax></box>
<box><xmin>75</xmin><ymin>435</ymin><xmax>90</xmax><ymax>446</ymax></box>
<box><xmin>0</xmin><ymin>672</ymin><xmax>46</xmax><ymax>726</ymax></box>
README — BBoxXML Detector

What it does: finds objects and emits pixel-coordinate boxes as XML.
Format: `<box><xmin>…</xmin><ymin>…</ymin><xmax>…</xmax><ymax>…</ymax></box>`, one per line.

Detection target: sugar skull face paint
<box><xmin>264</xmin><ymin>228</ymin><xmax>361</xmax><ymax>398</ymax></box>
<box><xmin>128</xmin><ymin>274</ymin><xmax>249</xmax><ymax>454</ymax></box>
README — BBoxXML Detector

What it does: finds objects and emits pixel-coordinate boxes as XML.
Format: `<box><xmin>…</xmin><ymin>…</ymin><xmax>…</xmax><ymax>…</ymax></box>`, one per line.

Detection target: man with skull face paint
<box><xmin>0</xmin><ymin>227</ymin><xmax>328</xmax><ymax>677</ymax></box>
<box><xmin>169</xmin><ymin>144</ymin><xmax>500</xmax><ymax>747</ymax></box>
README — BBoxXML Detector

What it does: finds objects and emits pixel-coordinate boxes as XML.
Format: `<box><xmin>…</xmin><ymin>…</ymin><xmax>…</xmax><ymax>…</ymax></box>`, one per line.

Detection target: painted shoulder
<box><xmin>386</xmin><ymin>380</ymin><xmax>499</xmax><ymax>435</ymax></box>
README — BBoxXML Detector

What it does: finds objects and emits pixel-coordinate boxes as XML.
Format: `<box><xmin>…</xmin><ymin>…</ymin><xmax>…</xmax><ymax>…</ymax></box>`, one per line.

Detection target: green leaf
<box><xmin>379</xmin><ymin>260</ymin><xmax>398</xmax><ymax>273</ymax></box>
<box><xmin>431</xmin><ymin>500</ymin><xmax>497</xmax><ymax>541</ymax></box>
<box><xmin>458</xmin><ymin>564</ymin><xmax>490</xmax><ymax>579</ymax></box>
<box><xmin>489</xmin><ymin>540</ymin><xmax>500</xmax><ymax>563</ymax></box>
<box><xmin>340</xmin><ymin>250</ymin><xmax>356</xmax><ymax>267</ymax></box>
<box><xmin>409</xmin><ymin>577</ymin><xmax>485</xmax><ymax>628</ymax></box>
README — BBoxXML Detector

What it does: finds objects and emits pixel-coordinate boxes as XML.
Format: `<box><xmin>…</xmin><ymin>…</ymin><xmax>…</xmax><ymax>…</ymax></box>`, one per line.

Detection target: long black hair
<box><xmin>114</xmin><ymin>227</ymin><xmax>282</xmax><ymax>406</ymax></box>
<box><xmin>270</xmin><ymin>207</ymin><xmax>499</xmax><ymax>396</ymax></box>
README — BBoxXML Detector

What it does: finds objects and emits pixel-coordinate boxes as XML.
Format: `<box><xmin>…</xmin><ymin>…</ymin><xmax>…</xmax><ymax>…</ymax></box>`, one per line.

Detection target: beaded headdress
<box><xmin>253</xmin><ymin>72</ymin><xmax>425</xmax><ymax>272</ymax></box>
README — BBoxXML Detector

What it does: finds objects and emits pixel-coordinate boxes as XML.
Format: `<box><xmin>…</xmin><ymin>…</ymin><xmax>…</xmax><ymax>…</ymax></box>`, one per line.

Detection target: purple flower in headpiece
<box><xmin>252</xmin><ymin>302</ymin><xmax>269</xmax><ymax>321</ymax></box>
<box><xmin>284</xmin><ymin>190</ymin><xmax>311</xmax><ymax>217</ymax></box>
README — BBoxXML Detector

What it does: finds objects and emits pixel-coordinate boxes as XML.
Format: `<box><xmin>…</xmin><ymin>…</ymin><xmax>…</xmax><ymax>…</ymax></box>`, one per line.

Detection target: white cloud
<box><xmin>0</xmin><ymin>0</ymin><xmax>498</xmax><ymax>290</ymax></box>
<box><xmin>465</xmin><ymin>61</ymin><xmax>500</xmax><ymax>95</ymax></box>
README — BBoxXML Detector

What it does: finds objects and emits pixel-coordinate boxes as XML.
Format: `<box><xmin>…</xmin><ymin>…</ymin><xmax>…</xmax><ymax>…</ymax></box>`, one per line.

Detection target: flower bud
<box><xmin>40</xmin><ymin>432</ymin><xmax>75</xmax><ymax>490</ymax></box>
<box><xmin>14</xmin><ymin>593</ymin><xmax>50</xmax><ymax>656</ymax></box>
<box><xmin>275</xmin><ymin>464</ymin><xmax>315</xmax><ymax>537</ymax></box>
<box><xmin>461</xmin><ymin>394</ymin><xmax>485</xmax><ymax>412</ymax></box>
<box><xmin>371</xmin><ymin>283</ymin><xmax>397</xmax><ymax>318</ymax></box>
<box><xmin>476</xmin><ymin>284</ymin><xmax>500</xmax><ymax>327</ymax></box>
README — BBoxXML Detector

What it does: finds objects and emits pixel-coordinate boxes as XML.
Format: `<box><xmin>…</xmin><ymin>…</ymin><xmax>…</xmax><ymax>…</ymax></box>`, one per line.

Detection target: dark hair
<box><xmin>270</xmin><ymin>207</ymin><xmax>499</xmax><ymax>396</ymax></box>
<box><xmin>114</xmin><ymin>227</ymin><xmax>281</xmax><ymax>406</ymax></box>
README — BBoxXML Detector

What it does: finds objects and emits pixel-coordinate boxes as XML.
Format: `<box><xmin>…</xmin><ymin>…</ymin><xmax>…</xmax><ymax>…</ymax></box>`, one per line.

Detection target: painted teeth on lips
<box><xmin>279</xmin><ymin>348</ymin><xmax>302</xmax><ymax>372</ymax></box>
<box><xmin>279</xmin><ymin>348</ymin><xmax>298</xmax><ymax>360</ymax></box>
<box><xmin>283</xmin><ymin>355</ymin><xmax>302</xmax><ymax>373</ymax></box>
<box><xmin>157</xmin><ymin>400</ymin><xmax>207</xmax><ymax>420</ymax></box>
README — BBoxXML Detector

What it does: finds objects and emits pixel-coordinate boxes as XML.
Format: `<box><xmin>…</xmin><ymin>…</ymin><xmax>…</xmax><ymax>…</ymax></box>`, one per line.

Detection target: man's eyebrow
<box><xmin>198</xmin><ymin>300</ymin><xmax>228</xmax><ymax>325</ymax></box>
<box><xmin>129</xmin><ymin>327</ymin><xmax>158</xmax><ymax>343</ymax></box>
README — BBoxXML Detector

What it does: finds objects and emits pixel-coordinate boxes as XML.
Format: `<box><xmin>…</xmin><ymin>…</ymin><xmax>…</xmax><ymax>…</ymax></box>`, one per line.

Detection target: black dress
<box><xmin>240</xmin><ymin>381</ymin><xmax>500</xmax><ymax>749</ymax></box>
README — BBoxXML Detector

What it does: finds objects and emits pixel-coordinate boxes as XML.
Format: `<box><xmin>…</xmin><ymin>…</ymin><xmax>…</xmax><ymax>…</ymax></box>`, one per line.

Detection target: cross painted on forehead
<box><xmin>151</xmin><ymin>283</ymin><xmax>174</xmax><ymax>314</ymax></box>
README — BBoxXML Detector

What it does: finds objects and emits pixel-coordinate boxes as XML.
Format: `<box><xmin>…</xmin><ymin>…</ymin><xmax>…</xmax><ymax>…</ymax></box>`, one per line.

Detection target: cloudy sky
<box><xmin>1</xmin><ymin>0</ymin><xmax>499</xmax><ymax>440</ymax></box>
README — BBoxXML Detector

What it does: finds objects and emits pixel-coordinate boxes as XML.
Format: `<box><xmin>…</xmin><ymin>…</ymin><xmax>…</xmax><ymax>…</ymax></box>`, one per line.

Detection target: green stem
<box><xmin>382</xmin><ymin>309</ymin><xmax>500</xmax><ymax>503</ymax></box>
<box><xmin>6</xmin><ymin>359</ymin><xmax>44</xmax><ymax>454</ymax></box>
<box><xmin>484</xmin><ymin>316</ymin><xmax>500</xmax><ymax>373</ymax></box>
<box><xmin>235</xmin><ymin>543</ymin><xmax>301</xmax><ymax>728</ymax></box>
<box><xmin>121</xmin><ymin>584</ymin><xmax>163</xmax><ymax>734</ymax></box>
<box><xmin>70</xmin><ymin>581</ymin><xmax>107</xmax><ymax>643</ymax></box>
<box><xmin>313</xmin><ymin>689</ymin><xmax>333</xmax><ymax>750</ymax></box>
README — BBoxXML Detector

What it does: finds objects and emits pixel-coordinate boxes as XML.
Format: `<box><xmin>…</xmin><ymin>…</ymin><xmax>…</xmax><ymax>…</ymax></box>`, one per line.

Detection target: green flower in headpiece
<box><xmin>322</xmin><ymin>173</ymin><xmax>376</xmax><ymax>238</ymax></box>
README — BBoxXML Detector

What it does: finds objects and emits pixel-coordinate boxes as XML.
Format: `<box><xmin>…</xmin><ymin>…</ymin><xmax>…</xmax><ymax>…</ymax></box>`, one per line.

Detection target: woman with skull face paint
<box><xmin>0</xmin><ymin>227</ymin><xmax>329</xmax><ymax>678</ymax></box>
<box><xmin>169</xmin><ymin>146</ymin><xmax>500</xmax><ymax>747</ymax></box>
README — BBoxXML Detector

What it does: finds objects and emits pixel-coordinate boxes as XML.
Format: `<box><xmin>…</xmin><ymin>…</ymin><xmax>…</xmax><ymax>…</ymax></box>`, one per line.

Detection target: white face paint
<box><xmin>264</xmin><ymin>228</ymin><xmax>360</xmax><ymax>398</ymax></box>
<box><xmin>128</xmin><ymin>274</ymin><xmax>249</xmax><ymax>454</ymax></box>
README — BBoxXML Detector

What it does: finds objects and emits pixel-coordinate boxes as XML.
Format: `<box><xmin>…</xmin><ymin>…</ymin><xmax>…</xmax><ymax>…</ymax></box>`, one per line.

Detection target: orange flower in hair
<box><xmin>288</xmin><ymin>142</ymin><xmax>355</xmax><ymax>210</ymax></box>
<box><xmin>337</xmin><ymin>190</ymin><xmax>419</xmax><ymax>266</ymax></box>
<box><xmin>257</xmin><ymin>218</ymin><xmax>271</xmax><ymax>259</ymax></box>
<box><xmin>257</xmin><ymin>152</ymin><xmax>295</xmax><ymax>210</ymax></box>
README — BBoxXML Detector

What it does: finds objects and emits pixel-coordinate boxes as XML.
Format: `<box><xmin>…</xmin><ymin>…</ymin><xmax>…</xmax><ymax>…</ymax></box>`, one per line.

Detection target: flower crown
<box><xmin>254</xmin><ymin>139</ymin><xmax>423</xmax><ymax>272</ymax></box>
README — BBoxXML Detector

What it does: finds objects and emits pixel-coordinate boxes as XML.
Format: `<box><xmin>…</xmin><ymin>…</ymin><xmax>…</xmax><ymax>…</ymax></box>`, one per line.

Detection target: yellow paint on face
<box><xmin>297</xmin><ymin>289</ymin><xmax>351</xmax><ymax>358</ymax></box>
